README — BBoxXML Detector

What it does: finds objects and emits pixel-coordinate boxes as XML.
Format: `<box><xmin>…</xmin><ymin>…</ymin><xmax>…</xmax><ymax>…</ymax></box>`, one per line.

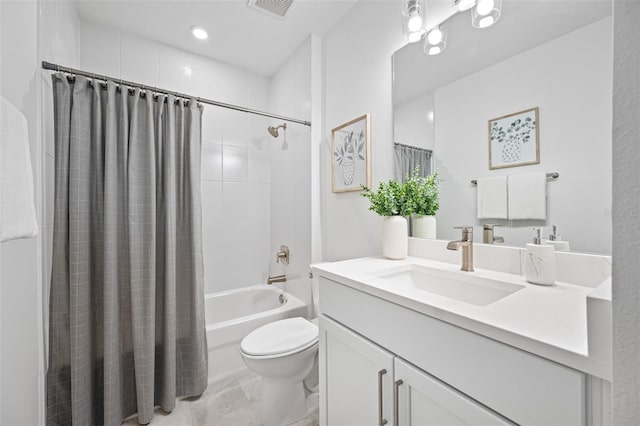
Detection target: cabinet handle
<box><xmin>378</xmin><ymin>369</ymin><xmax>388</xmax><ymax>426</ymax></box>
<box><xmin>394</xmin><ymin>379</ymin><xmax>404</xmax><ymax>426</ymax></box>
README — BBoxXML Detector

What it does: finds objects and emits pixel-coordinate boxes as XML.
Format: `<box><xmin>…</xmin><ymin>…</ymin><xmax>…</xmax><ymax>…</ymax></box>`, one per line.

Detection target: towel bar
<box><xmin>471</xmin><ymin>172</ymin><xmax>559</xmax><ymax>185</ymax></box>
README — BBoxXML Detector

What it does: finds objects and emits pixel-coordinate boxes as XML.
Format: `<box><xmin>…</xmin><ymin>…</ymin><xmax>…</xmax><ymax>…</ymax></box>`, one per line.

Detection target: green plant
<box><xmin>361</xmin><ymin>179</ymin><xmax>413</xmax><ymax>217</ymax></box>
<box><xmin>405</xmin><ymin>167</ymin><xmax>442</xmax><ymax>216</ymax></box>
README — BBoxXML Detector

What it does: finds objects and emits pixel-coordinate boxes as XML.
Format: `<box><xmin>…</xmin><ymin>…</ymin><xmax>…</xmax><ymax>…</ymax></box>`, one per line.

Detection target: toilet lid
<box><xmin>241</xmin><ymin>317</ymin><xmax>319</xmax><ymax>356</ymax></box>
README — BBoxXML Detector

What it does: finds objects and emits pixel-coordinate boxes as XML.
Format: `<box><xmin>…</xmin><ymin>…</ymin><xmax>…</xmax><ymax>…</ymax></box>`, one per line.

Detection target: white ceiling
<box><xmin>394</xmin><ymin>0</ymin><xmax>612</xmax><ymax>104</ymax></box>
<box><xmin>74</xmin><ymin>0</ymin><xmax>359</xmax><ymax>77</ymax></box>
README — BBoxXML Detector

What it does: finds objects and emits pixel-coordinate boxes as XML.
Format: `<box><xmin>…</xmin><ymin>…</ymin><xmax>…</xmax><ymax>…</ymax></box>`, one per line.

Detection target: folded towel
<box><xmin>1</xmin><ymin>96</ymin><xmax>39</xmax><ymax>242</ymax></box>
<box><xmin>476</xmin><ymin>176</ymin><xmax>508</xmax><ymax>219</ymax></box>
<box><xmin>508</xmin><ymin>172</ymin><xmax>547</xmax><ymax>220</ymax></box>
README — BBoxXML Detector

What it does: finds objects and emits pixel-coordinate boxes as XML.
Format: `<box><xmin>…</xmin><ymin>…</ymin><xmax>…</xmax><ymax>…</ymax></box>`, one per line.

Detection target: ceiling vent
<box><xmin>247</xmin><ymin>0</ymin><xmax>294</xmax><ymax>19</ymax></box>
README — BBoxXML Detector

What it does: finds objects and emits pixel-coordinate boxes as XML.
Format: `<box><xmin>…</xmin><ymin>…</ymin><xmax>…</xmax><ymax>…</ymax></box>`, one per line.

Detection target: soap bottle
<box><xmin>543</xmin><ymin>225</ymin><xmax>570</xmax><ymax>252</ymax></box>
<box><xmin>525</xmin><ymin>227</ymin><xmax>557</xmax><ymax>286</ymax></box>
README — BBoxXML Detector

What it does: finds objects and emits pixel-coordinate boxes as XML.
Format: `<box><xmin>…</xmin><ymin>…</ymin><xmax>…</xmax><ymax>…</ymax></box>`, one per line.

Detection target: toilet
<box><xmin>240</xmin><ymin>317</ymin><xmax>319</xmax><ymax>426</ymax></box>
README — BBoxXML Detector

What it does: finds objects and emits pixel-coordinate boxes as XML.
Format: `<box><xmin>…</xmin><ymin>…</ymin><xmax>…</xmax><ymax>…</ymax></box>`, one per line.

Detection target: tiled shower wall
<box><xmin>269</xmin><ymin>39</ymin><xmax>313</xmax><ymax>311</ymax></box>
<box><xmin>75</xmin><ymin>21</ymin><xmax>273</xmax><ymax>295</ymax></box>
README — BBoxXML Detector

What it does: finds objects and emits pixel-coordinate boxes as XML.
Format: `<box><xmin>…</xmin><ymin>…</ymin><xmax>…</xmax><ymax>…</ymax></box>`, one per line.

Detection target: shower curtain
<box><xmin>393</xmin><ymin>142</ymin><xmax>433</xmax><ymax>182</ymax></box>
<box><xmin>46</xmin><ymin>74</ymin><xmax>207</xmax><ymax>426</ymax></box>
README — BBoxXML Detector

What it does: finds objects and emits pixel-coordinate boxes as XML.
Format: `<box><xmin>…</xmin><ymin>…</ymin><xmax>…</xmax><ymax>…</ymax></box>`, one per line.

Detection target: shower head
<box><xmin>268</xmin><ymin>123</ymin><xmax>287</xmax><ymax>138</ymax></box>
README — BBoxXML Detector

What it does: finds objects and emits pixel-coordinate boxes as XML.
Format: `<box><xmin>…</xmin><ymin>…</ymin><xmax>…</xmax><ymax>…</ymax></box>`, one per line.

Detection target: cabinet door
<box><xmin>320</xmin><ymin>315</ymin><xmax>394</xmax><ymax>426</ymax></box>
<box><xmin>394</xmin><ymin>358</ymin><xmax>513</xmax><ymax>426</ymax></box>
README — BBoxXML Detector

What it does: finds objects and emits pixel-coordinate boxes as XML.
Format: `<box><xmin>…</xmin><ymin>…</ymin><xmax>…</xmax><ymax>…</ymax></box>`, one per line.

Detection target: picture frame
<box><xmin>489</xmin><ymin>107</ymin><xmax>540</xmax><ymax>170</ymax></box>
<box><xmin>331</xmin><ymin>113</ymin><xmax>371</xmax><ymax>193</ymax></box>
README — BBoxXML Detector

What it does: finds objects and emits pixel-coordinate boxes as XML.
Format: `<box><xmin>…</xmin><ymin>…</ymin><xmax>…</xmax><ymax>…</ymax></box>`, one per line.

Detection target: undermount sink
<box><xmin>371</xmin><ymin>264</ymin><xmax>524</xmax><ymax>306</ymax></box>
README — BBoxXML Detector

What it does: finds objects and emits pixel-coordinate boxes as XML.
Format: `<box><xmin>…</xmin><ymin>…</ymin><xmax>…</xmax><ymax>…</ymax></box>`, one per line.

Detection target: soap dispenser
<box><xmin>543</xmin><ymin>225</ymin><xmax>570</xmax><ymax>252</ymax></box>
<box><xmin>525</xmin><ymin>227</ymin><xmax>557</xmax><ymax>286</ymax></box>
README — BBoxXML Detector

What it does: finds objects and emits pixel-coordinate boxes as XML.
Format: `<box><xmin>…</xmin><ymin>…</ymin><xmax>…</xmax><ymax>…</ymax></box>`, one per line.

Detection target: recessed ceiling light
<box><xmin>191</xmin><ymin>26</ymin><xmax>208</xmax><ymax>40</ymax></box>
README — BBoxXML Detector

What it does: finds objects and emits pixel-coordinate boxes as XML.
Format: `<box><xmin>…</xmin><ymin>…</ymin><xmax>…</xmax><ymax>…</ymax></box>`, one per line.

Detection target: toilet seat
<box><xmin>241</xmin><ymin>317</ymin><xmax>318</xmax><ymax>358</ymax></box>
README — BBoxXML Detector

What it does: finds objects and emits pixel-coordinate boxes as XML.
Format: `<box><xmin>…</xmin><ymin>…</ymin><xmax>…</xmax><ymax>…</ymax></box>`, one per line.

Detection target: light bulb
<box><xmin>408</xmin><ymin>30</ymin><xmax>425</xmax><ymax>43</ymax></box>
<box><xmin>428</xmin><ymin>46</ymin><xmax>442</xmax><ymax>55</ymax></box>
<box><xmin>408</xmin><ymin>14</ymin><xmax>423</xmax><ymax>32</ymax></box>
<box><xmin>478</xmin><ymin>15</ymin><xmax>495</xmax><ymax>28</ymax></box>
<box><xmin>455</xmin><ymin>0</ymin><xmax>476</xmax><ymax>11</ymax></box>
<box><xmin>427</xmin><ymin>28</ymin><xmax>443</xmax><ymax>45</ymax></box>
<box><xmin>476</xmin><ymin>0</ymin><xmax>495</xmax><ymax>16</ymax></box>
<box><xmin>191</xmin><ymin>26</ymin><xmax>208</xmax><ymax>40</ymax></box>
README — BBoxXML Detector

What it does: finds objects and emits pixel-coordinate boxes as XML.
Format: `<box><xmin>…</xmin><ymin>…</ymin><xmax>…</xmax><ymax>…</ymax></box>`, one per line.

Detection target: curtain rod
<box><xmin>471</xmin><ymin>172</ymin><xmax>559</xmax><ymax>185</ymax></box>
<box><xmin>393</xmin><ymin>142</ymin><xmax>433</xmax><ymax>153</ymax></box>
<box><xmin>42</xmin><ymin>61</ymin><xmax>311</xmax><ymax>127</ymax></box>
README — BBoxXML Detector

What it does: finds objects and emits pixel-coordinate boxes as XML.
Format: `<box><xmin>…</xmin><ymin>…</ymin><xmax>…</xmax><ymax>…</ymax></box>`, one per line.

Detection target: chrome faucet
<box><xmin>267</xmin><ymin>274</ymin><xmax>287</xmax><ymax>285</ymax></box>
<box><xmin>276</xmin><ymin>245</ymin><xmax>290</xmax><ymax>265</ymax></box>
<box><xmin>482</xmin><ymin>224</ymin><xmax>504</xmax><ymax>244</ymax></box>
<box><xmin>447</xmin><ymin>226</ymin><xmax>474</xmax><ymax>272</ymax></box>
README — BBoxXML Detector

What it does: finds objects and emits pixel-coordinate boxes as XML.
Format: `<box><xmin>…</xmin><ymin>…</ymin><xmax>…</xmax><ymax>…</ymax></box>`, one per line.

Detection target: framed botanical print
<box><xmin>331</xmin><ymin>114</ymin><xmax>371</xmax><ymax>192</ymax></box>
<box><xmin>489</xmin><ymin>107</ymin><xmax>539</xmax><ymax>170</ymax></box>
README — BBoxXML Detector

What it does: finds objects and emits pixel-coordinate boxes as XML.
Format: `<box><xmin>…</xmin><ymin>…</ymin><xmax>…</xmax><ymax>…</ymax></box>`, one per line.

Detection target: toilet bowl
<box><xmin>240</xmin><ymin>317</ymin><xmax>319</xmax><ymax>426</ymax></box>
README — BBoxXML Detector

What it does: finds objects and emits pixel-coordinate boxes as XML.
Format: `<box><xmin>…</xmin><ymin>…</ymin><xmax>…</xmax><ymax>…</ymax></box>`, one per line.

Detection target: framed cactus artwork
<box><xmin>488</xmin><ymin>107</ymin><xmax>540</xmax><ymax>170</ymax></box>
<box><xmin>331</xmin><ymin>113</ymin><xmax>371</xmax><ymax>193</ymax></box>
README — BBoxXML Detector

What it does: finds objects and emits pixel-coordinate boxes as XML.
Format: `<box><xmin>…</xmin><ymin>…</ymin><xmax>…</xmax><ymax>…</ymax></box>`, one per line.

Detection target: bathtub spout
<box><xmin>267</xmin><ymin>274</ymin><xmax>287</xmax><ymax>285</ymax></box>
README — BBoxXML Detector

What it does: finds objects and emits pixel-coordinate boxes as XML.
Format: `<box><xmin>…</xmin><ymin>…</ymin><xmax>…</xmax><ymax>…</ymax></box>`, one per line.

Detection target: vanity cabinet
<box><xmin>320</xmin><ymin>315</ymin><xmax>513</xmax><ymax>426</ymax></box>
<box><xmin>318</xmin><ymin>275</ymin><xmax>598</xmax><ymax>426</ymax></box>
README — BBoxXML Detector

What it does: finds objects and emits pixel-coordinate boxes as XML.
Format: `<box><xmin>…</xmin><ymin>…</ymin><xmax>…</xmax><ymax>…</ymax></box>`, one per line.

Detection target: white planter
<box><xmin>382</xmin><ymin>216</ymin><xmax>408</xmax><ymax>260</ymax></box>
<box><xmin>411</xmin><ymin>215</ymin><xmax>436</xmax><ymax>239</ymax></box>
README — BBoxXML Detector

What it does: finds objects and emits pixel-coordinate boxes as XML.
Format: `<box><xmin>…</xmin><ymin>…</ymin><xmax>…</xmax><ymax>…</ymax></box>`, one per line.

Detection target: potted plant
<box><xmin>405</xmin><ymin>167</ymin><xmax>441</xmax><ymax>239</ymax></box>
<box><xmin>361</xmin><ymin>179</ymin><xmax>413</xmax><ymax>259</ymax></box>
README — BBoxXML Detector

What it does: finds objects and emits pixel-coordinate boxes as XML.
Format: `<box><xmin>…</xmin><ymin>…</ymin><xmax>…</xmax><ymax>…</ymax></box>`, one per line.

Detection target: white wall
<box><xmin>322</xmin><ymin>0</ymin><xmax>405</xmax><ymax>261</ymax></box>
<box><xmin>433</xmin><ymin>17</ymin><xmax>612</xmax><ymax>253</ymax></box>
<box><xmin>78</xmin><ymin>21</ymin><xmax>272</xmax><ymax>295</ymax></box>
<box><xmin>269</xmin><ymin>38</ymin><xmax>313</xmax><ymax>310</ymax></box>
<box><xmin>612</xmin><ymin>1</ymin><xmax>640</xmax><ymax>423</ymax></box>
<box><xmin>0</xmin><ymin>1</ymin><xmax>42</xmax><ymax>424</ymax></box>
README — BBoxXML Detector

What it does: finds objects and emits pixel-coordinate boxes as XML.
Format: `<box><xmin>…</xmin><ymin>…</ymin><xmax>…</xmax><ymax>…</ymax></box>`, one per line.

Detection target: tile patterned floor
<box><xmin>121</xmin><ymin>369</ymin><xmax>319</xmax><ymax>426</ymax></box>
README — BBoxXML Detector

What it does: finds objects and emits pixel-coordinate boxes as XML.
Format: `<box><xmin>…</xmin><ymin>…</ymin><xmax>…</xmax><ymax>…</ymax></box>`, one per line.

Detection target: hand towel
<box><xmin>508</xmin><ymin>172</ymin><xmax>547</xmax><ymax>220</ymax></box>
<box><xmin>0</xmin><ymin>96</ymin><xmax>39</xmax><ymax>242</ymax></box>
<box><xmin>476</xmin><ymin>176</ymin><xmax>508</xmax><ymax>219</ymax></box>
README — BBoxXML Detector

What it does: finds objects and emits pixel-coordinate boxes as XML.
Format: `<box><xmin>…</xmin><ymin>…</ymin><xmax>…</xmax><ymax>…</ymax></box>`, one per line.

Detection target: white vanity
<box><xmin>312</xmin><ymin>239</ymin><xmax>611</xmax><ymax>426</ymax></box>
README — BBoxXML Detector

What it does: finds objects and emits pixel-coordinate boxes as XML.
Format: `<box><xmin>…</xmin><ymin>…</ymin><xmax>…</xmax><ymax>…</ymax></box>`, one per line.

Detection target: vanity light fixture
<box><xmin>191</xmin><ymin>26</ymin><xmax>208</xmax><ymax>40</ymax></box>
<box><xmin>423</xmin><ymin>24</ymin><xmax>447</xmax><ymax>56</ymax></box>
<box><xmin>471</xmin><ymin>0</ymin><xmax>502</xmax><ymax>28</ymax></box>
<box><xmin>402</xmin><ymin>0</ymin><xmax>426</xmax><ymax>43</ymax></box>
<box><xmin>453</xmin><ymin>0</ymin><xmax>477</xmax><ymax>12</ymax></box>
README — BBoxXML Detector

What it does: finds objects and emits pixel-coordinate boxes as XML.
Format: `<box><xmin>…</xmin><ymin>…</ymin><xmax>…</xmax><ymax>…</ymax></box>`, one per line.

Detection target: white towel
<box><xmin>476</xmin><ymin>176</ymin><xmax>508</xmax><ymax>219</ymax></box>
<box><xmin>0</xmin><ymin>96</ymin><xmax>39</xmax><ymax>242</ymax></box>
<box><xmin>508</xmin><ymin>172</ymin><xmax>547</xmax><ymax>220</ymax></box>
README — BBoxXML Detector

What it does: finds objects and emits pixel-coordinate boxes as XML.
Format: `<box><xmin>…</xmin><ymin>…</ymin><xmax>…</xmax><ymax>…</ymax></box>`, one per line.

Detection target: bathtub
<box><xmin>205</xmin><ymin>285</ymin><xmax>307</xmax><ymax>383</ymax></box>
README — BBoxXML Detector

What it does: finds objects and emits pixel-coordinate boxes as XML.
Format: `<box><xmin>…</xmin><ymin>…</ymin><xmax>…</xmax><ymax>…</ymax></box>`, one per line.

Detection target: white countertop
<box><xmin>312</xmin><ymin>255</ymin><xmax>612</xmax><ymax>380</ymax></box>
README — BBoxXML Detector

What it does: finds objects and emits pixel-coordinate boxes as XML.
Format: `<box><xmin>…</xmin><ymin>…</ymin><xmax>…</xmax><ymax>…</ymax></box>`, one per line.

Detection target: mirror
<box><xmin>393</xmin><ymin>0</ymin><xmax>612</xmax><ymax>254</ymax></box>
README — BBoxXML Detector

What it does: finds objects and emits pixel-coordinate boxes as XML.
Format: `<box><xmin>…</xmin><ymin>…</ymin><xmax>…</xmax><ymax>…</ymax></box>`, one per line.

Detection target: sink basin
<box><xmin>371</xmin><ymin>264</ymin><xmax>524</xmax><ymax>306</ymax></box>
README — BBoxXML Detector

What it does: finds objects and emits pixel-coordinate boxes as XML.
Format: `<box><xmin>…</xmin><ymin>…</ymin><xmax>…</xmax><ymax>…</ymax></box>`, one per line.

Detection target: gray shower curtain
<box><xmin>47</xmin><ymin>74</ymin><xmax>207</xmax><ymax>426</ymax></box>
<box><xmin>394</xmin><ymin>142</ymin><xmax>433</xmax><ymax>182</ymax></box>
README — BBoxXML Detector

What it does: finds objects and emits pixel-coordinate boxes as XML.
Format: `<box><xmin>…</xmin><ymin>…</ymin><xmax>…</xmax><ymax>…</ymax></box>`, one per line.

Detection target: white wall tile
<box><xmin>192</xmin><ymin>55</ymin><xmax>224</xmax><ymax>100</ymax></box>
<box><xmin>158</xmin><ymin>45</ymin><xmax>194</xmax><ymax>95</ymax></box>
<box><xmin>201</xmin><ymin>141</ymin><xmax>222</xmax><ymax>181</ymax></box>
<box><xmin>80</xmin><ymin>20</ymin><xmax>120</xmax><ymax>77</ymax></box>
<box><xmin>220</xmin><ymin>108</ymin><xmax>249</xmax><ymax>148</ymax></box>
<box><xmin>222</xmin><ymin>146</ymin><xmax>248</xmax><ymax>182</ymax></box>
<box><xmin>221</xmin><ymin>65</ymin><xmax>250</xmax><ymax>105</ymax></box>
<box><xmin>248</xmin><ymin>183</ymin><xmax>270</xmax><ymax>218</ymax></box>
<box><xmin>201</xmin><ymin>180</ymin><xmax>222</xmax><ymax>218</ymax></box>
<box><xmin>120</xmin><ymin>33</ymin><xmax>159</xmax><ymax>87</ymax></box>
<box><xmin>222</xmin><ymin>182</ymin><xmax>248</xmax><ymax>217</ymax></box>
<box><xmin>247</xmin><ymin>218</ymin><xmax>270</xmax><ymax>252</ymax></box>
<box><xmin>247</xmin><ymin>250</ymin><xmax>270</xmax><ymax>285</ymax></box>
<box><xmin>202</xmin><ymin>107</ymin><xmax>224</xmax><ymax>144</ymax></box>
<box><xmin>248</xmin><ymin>149</ymin><xmax>270</xmax><ymax>183</ymax></box>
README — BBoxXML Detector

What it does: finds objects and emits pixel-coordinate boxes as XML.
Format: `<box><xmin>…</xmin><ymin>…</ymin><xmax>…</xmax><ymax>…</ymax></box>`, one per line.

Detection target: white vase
<box><xmin>382</xmin><ymin>216</ymin><xmax>408</xmax><ymax>260</ymax></box>
<box><xmin>411</xmin><ymin>215</ymin><xmax>436</xmax><ymax>239</ymax></box>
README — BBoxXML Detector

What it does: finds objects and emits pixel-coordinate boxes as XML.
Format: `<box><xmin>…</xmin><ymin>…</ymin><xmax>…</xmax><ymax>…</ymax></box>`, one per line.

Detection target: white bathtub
<box><xmin>205</xmin><ymin>285</ymin><xmax>307</xmax><ymax>383</ymax></box>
